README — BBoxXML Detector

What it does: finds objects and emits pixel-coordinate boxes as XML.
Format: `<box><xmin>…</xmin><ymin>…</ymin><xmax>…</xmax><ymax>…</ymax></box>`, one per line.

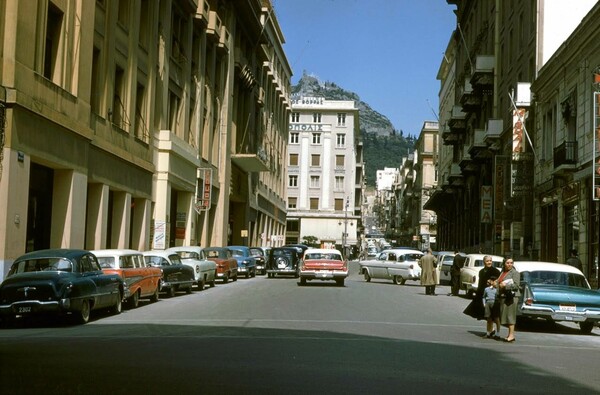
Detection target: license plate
<box><xmin>318</xmin><ymin>272</ymin><xmax>332</xmax><ymax>278</ymax></box>
<box><xmin>559</xmin><ymin>304</ymin><xmax>576</xmax><ymax>312</ymax></box>
<box><xmin>18</xmin><ymin>306</ymin><xmax>32</xmax><ymax>314</ymax></box>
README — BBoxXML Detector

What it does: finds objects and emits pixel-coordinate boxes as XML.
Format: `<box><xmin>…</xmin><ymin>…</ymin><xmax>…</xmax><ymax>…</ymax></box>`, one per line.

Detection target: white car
<box><xmin>437</xmin><ymin>253</ymin><xmax>456</xmax><ymax>285</ymax></box>
<box><xmin>360</xmin><ymin>248</ymin><xmax>424</xmax><ymax>285</ymax></box>
<box><xmin>460</xmin><ymin>253</ymin><xmax>504</xmax><ymax>297</ymax></box>
<box><xmin>166</xmin><ymin>246</ymin><xmax>217</xmax><ymax>290</ymax></box>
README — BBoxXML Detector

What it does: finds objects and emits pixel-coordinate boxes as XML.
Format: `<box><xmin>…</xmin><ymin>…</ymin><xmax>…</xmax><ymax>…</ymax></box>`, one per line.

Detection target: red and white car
<box><xmin>299</xmin><ymin>248</ymin><xmax>348</xmax><ymax>287</ymax></box>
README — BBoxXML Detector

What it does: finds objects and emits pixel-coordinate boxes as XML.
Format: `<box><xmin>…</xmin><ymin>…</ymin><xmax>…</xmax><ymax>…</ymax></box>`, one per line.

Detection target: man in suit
<box><xmin>449</xmin><ymin>250</ymin><xmax>465</xmax><ymax>296</ymax></box>
<box><xmin>419</xmin><ymin>248</ymin><xmax>438</xmax><ymax>295</ymax></box>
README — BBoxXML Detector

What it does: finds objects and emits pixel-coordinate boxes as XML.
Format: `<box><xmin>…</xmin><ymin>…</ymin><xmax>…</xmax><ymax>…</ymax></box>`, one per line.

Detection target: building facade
<box><xmin>286</xmin><ymin>96</ymin><xmax>363</xmax><ymax>255</ymax></box>
<box><xmin>0</xmin><ymin>0</ymin><xmax>291</xmax><ymax>279</ymax></box>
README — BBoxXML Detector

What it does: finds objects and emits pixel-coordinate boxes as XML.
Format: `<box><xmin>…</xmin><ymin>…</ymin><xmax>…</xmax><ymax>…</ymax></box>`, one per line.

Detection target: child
<box><xmin>483</xmin><ymin>276</ymin><xmax>501</xmax><ymax>339</ymax></box>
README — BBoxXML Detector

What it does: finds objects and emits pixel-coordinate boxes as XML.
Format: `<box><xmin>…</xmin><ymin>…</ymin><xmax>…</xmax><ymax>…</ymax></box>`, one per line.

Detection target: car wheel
<box><xmin>186</xmin><ymin>286</ymin><xmax>193</xmax><ymax>294</ymax></box>
<box><xmin>233</xmin><ymin>273</ymin><xmax>238</xmax><ymax>282</ymax></box>
<box><xmin>299</xmin><ymin>277</ymin><xmax>307</xmax><ymax>286</ymax></box>
<box><xmin>580</xmin><ymin>321</ymin><xmax>594</xmax><ymax>334</ymax></box>
<box><xmin>223</xmin><ymin>273</ymin><xmax>229</xmax><ymax>283</ymax></box>
<box><xmin>150</xmin><ymin>286</ymin><xmax>159</xmax><ymax>303</ymax></box>
<box><xmin>128</xmin><ymin>291</ymin><xmax>139</xmax><ymax>309</ymax></box>
<box><xmin>364</xmin><ymin>271</ymin><xmax>371</xmax><ymax>282</ymax></box>
<box><xmin>111</xmin><ymin>293</ymin><xmax>122</xmax><ymax>315</ymax></box>
<box><xmin>167</xmin><ymin>287</ymin><xmax>176</xmax><ymax>298</ymax></box>
<box><xmin>251</xmin><ymin>269</ymin><xmax>256</xmax><ymax>278</ymax></box>
<box><xmin>197</xmin><ymin>277</ymin><xmax>205</xmax><ymax>291</ymax></box>
<box><xmin>400</xmin><ymin>278</ymin><xmax>407</xmax><ymax>285</ymax></box>
<box><xmin>336</xmin><ymin>278</ymin><xmax>345</xmax><ymax>287</ymax></box>
<box><xmin>77</xmin><ymin>300</ymin><xmax>91</xmax><ymax>324</ymax></box>
<box><xmin>245</xmin><ymin>271</ymin><xmax>249</xmax><ymax>279</ymax></box>
<box><xmin>210</xmin><ymin>272</ymin><xmax>217</xmax><ymax>287</ymax></box>
<box><xmin>393</xmin><ymin>275</ymin><xmax>401</xmax><ymax>285</ymax></box>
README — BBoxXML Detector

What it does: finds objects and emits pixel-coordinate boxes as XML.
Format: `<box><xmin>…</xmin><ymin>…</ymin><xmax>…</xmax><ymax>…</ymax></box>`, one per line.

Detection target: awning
<box><xmin>231</xmin><ymin>154</ymin><xmax>269</xmax><ymax>172</ymax></box>
<box><xmin>423</xmin><ymin>189</ymin><xmax>449</xmax><ymax>211</ymax></box>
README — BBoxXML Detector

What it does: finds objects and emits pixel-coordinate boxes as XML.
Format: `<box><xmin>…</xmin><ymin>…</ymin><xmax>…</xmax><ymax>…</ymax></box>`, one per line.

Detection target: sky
<box><xmin>274</xmin><ymin>0</ymin><xmax>457</xmax><ymax>137</ymax></box>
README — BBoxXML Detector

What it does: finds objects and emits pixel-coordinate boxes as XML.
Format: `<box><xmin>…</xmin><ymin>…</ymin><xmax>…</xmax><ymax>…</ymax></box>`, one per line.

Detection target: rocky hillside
<box><xmin>292</xmin><ymin>72</ymin><xmax>415</xmax><ymax>186</ymax></box>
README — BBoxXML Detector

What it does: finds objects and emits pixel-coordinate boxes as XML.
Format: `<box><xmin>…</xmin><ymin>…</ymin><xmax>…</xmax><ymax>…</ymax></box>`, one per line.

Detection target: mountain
<box><xmin>292</xmin><ymin>72</ymin><xmax>415</xmax><ymax>186</ymax></box>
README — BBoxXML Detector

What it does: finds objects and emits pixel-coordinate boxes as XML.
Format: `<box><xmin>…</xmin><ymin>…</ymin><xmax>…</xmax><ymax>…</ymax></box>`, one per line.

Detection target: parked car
<box><xmin>437</xmin><ymin>252</ymin><xmax>466</xmax><ymax>285</ymax></box>
<box><xmin>204</xmin><ymin>247</ymin><xmax>238</xmax><ymax>283</ymax></box>
<box><xmin>142</xmin><ymin>251</ymin><xmax>195</xmax><ymax>297</ymax></box>
<box><xmin>299</xmin><ymin>248</ymin><xmax>348</xmax><ymax>286</ymax></box>
<box><xmin>227</xmin><ymin>246</ymin><xmax>257</xmax><ymax>278</ymax></box>
<box><xmin>515</xmin><ymin>261</ymin><xmax>600</xmax><ymax>334</ymax></box>
<box><xmin>283</xmin><ymin>244</ymin><xmax>310</xmax><ymax>259</ymax></box>
<box><xmin>93</xmin><ymin>249</ymin><xmax>162</xmax><ymax>308</ymax></box>
<box><xmin>250</xmin><ymin>247</ymin><xmax>270</xmax><ymax>275</ymax></box>
<box><xmin>0</xmin><ymin>249</ymin><xmax>126</xmax><ymax>324</ymax></box>
<box><xmin>166</xmin><ymin>246</ymin><xmax>217</xmax><ymax>290</ymax></box>
<box><xmin>266</xmin><ymin>247</ymin><xmax>301</xmax><ymax>278</ymax></box>
<box><xmin>359</xmin><ymin>248</ymin><xmax>424</xmax><ymax>285</ymax></box>
<box><xmin>460</xmin><ymin>253</ymin><xmax>504</xmax><ymax>297</ymax></box>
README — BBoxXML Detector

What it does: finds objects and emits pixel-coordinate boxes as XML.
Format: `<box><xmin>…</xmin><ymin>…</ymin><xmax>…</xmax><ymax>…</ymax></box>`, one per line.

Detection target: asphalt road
<box><xmin>1</xmin><ymin>261</ymin><xmax>600</xmax><ymax>395</ymax></box>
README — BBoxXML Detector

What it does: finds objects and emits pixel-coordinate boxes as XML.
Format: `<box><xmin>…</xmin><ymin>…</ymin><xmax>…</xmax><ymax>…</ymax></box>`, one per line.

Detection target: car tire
<box><xmin>186</xmin><ymin>286</ymin><xmax>193</xmax><ymax>294</ymax></box>
<box><xmin>150</xmin><ymin>286</ymin><xmax>159</xmax><ymax>303</ymax></box>
<box><xmin>167</xmin><ymin>287</ymin><xmax>176</xmax><ymax>298</ymax></box>
<box><xmin>364</xmin><ymin>271</ymin><xmax>371</xmax><ymax>282</ymax></box>
<box><xmin>580</xmin><ymin>321</ymin><xmax>594</xmax><ymax>334</ymax></box>
<box><xmin>336</xmin><ymin>278</ymin><xmax>345</xmax><ymax>287</ymax></box>
<box><xmin>245</xmin><ymin>271</ymin><xmax>249</xmax><ymax>279</ymax></box>
<box><xmin>128</xmin><ymin>291</ymin><xmax>139</xmax><ymax>309</ymax></box>
<box><xmin>77</xmin><ymin>299</ymin><xmax>91</xmax><ymax>325</ymax></box>
<box><xmin>223</xmin><ymin>273</ymin><xmax>229</xmax><ymax>283</ymax></box>
<box><xmin>111</xmin><ymin>293</ymin><xmax>122</xmax><ymax>315</ymax></box>
<box><xmin>393</xmin><ymin>275</ymin><xmax>401</xmax><ymax>285</ymax></box>
<box><xmin>251</xmin><ymin>269</ymin><xmax>256</xmax><ymax>278</ymax></box>
<box><xmin>233</xmin><ymin>273</ymin><xmax>238</xmax><ymax>282</ymax></box>
<box><xmin>197</xmin><ymin>277</ymin><xmax>205</xmax><ymax>291</ymax></box>
<box><xmin>299</xmin><ymin>277</ymin><xmax>307</xmax><ymax>286</ymax></box>
<box><xmin>210</xmin><ymin>272</ymin><xmax>217</xmax><ymax>287</ymax></box>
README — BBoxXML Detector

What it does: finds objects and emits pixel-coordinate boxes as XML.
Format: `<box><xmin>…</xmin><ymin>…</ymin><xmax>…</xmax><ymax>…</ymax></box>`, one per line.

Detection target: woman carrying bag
<box><xmin>496</xmin><ymin>257</ymin><xmax>520</xmax><ymax>342</ymax></box>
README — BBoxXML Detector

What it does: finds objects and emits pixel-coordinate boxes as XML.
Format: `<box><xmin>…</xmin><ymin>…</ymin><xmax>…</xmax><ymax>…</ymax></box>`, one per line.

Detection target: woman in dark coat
<box><xmin>497</xmin><ymin>257</ymin><xmax>520</xmax><ymax>342</ymax></box>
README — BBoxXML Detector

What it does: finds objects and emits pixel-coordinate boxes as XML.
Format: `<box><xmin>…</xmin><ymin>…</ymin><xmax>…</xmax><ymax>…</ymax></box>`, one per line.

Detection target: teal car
<box><xmin>227</xmin><ymin>246</ymin><xmax>257</xmax><ymax>278</ymax></box>
<box><xmin>515</xmin><ymin>261</ymin><xmax>600</xmax><ymax>334</ymax></box>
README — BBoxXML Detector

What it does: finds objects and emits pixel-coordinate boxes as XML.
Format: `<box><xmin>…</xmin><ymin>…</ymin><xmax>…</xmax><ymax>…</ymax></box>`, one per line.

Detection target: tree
<box><xmin>302</xmin><ymin>235</ymin><xmax>319</xmax><ymax>247</ymax></box>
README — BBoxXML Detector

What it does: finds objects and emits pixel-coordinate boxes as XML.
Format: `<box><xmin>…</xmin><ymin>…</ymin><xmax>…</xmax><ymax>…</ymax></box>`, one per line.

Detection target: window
<box><xmin>135</xmin><ymin>82</ymin><xmax>149</xmax><ymax>141</ymax></box>
<box><xmin>334</xmin><ymin>199</ymin><xmax>344</xmax><ymax>211</ymax></box>
<box><xmin>313</xmin><ymin>113</ymin><xmax>322</xmax><ymax>123</ymax></box>
<box><xmin>336</xmin><ymin>155</ymin><xmax>345</xmax><ymax>167</ymax></box>
<box><xmin>289</xmin><ymin>175</ymin><xmax>298</xmax><ymax>187</ymax></box>
<box><xmin>117</xmin><ymin>0</ymin><xmax>129</xmax><ymax>27</ymax></box>
<box><xmin>290</xmin><ymin>132</ymin><xmax>299</xmax><ymax>144</ymax></box>
<box><xmin>311</xmin><ymin>154</ymin><xmax>320</xmax><ymax>166</ymax></box>
<box><xmin>336</xmin><ymin>134</ymin><xmax>346</xmax><ymax>147</ymax></box>
<box><xmin>312</xmin><ymin>133</ymin><xmax>321</xmax><ymax>144</ymax></box>
<box><xmin>291</xmin><ymin>112</ymin><xmax>300</xmax><ymax>122</ymax></box>
<box><xmin>310</xmin><ymin>176</ymin><xmax>320</xmax><ymax>188</ymax></box>
<box><xmin>113</xmin><ymin>65</ymin><xmax>127</xmax><ymax>129</ymax></box>
<box><xmin>337</xmin><ymin>113</ymin><xmax>346</xmax><ymax>126</ymax></box>
<box><xmin>43</xmin><ymin>3</ymin><xmax>64</xmax><ymax>84</ymax></box>
<box><xmin>310</xmin><ymin>198</ymin><xmax>319</xmax><ymax>210</ymax></box>
<box><xmin>335</xmin><ymin>176</ymin><xmax>344</xmax><ymax>190</ymax></box>
<box><xmin>289</xmin><ymin>154</ymin><xmax>299</xmax><ymax>166</ymax></box>
<box><xmin>288</xmin><ymin>197</ymin><xmax>297</xmax><ymax>209</ymax></box>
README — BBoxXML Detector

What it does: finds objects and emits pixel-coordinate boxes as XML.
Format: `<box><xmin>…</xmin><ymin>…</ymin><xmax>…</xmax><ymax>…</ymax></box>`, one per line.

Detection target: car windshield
<box><xmin>10</xmin><ymin>258</ymin><xmax>73</xmax><ymax>274</ymax></box>
<box><xmin>176</xmin><ymin>251</ymin><xmax>199</xmax><ymax>260</ymax></box>
<box><xmin>401</xmin><ymin>254</ymin><xmax>422</xmax><ymax>261</ymax></box>
<box><xmin>305</xmin><ymin>253</ymin><xmax>341</xmax><ymax>260</ymax></box>
<box><xmin>273</xmin><ymin>249</ymin><xmax>294</xmax><ymax>258</ymax></box>
<box><xmin>97</xmin><ymin>257</ymin><xmax>116</xmax><ymax>268</ymax></box>
<box><xmin>229</xmin><ymin>249</ymin><xmax>244</xmax><ymax>257</ymax></box>
<box><xmin>522</xmin><ymin>270</ymin><xmax>589</xmax><ymax>288</ymax></box>
<box><xmin>250</xmin><ymin>248</ymin><xmax>263</xmax><ymax>256</ymax></box>
<box><xmin>442</xmin><ymin>256</ymin><xmax>454</xmax><ymax>264</ymax></box>
<box><xmin>473</xmin><ymin>259</ymin><xmax>502</xmax><ymax>267</ymax></box>
<box><xmin>145</xmin><ymin>256</ymin><xmax>167</xmax><ymax>266</ymax></box>
<box><xmin>205</xmin><ymin>249</ymin><xmax>225</xmax><ymax>258</ymax></box>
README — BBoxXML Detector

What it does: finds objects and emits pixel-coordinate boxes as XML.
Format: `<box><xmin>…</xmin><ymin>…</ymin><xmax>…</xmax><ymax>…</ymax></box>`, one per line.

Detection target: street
<box><xmin>1</xmin><ymin>261</ymin><xmax>600</xmax><ymax>395</ymax></box>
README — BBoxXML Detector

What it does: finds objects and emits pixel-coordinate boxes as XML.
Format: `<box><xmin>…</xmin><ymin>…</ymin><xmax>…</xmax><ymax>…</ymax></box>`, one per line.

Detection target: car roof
<box><xmin>382</xmin><ymin>249</ymin><xmax>423</xmax><ymax>255</ymax></box>
<box><xmin>92</xmin><ymin>249</ymin><xmax>142</xmax><ymax>257</ymax></box>
<box><xmin>142</xmin><ymin>250</ymin><xmax>179</xmax><ymax>258</ymax></box>
<box><xmin>305</xmin><ymin>248</ymin><xmax>342</xmax><ymax>254</ymax></box>
<box><xmin>514</xmin><ymin>261</ymin><xmax>584</xmax><ymax>275</ymax></box>
<box><xmin>15</xmin><ymin>248</ymin><xmax>91</xmax><ymax>261</ymax></box>
<box><xmin>466</xmin><ymin>253</ymin><xmax>504</xmax><ymax>261</ymax></box>
<box><xmin>167</xmin><ymin>246</ymin><xmax>204</xmax><ymax>252</ymax></box>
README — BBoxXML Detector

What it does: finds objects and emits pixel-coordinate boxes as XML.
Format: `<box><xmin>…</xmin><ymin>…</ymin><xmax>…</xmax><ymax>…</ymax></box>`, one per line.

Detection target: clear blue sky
<box><xmin>274</xmin><ymin>0</ymin><xmax>457</xmax><ymax>137</ymax></box>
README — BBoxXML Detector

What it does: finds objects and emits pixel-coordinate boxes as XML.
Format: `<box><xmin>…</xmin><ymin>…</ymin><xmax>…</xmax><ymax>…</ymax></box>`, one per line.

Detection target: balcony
<box><xmin>194</xmin><ymin>0</ymin><xmax>210</xmax><ymax>27</ymax></box>
<box><xmin>443</xmin><ymin>106</ymin><xmax>466</xmax><ymax>145</ymax></box>
<box><xmin>459</xmin><ymin>79</ymin><xmax>481</xmax><ymax>112</ymax></box>
<box><xmin>468</xmin><ymin>128</ymin><xmax>488</xmax><ymax>157</ymax></box>
<box><xmin>484</xmin><ymin>119</ymin><xmax>503</xmax><ymax>147</ymax></box>
<box><xmin>470</xmin><ymin>55</ymin><xmax>494</xmax><ymax>89</ymax></box>
<box><xmin>206</xmin><ymin>11</ymin><xmax>221</xmax><ymax>41</ymax></box>
<box><xmin>553</xmin><ymin>141</ymin><xmax>578</xmax><ymax>176</ymax></box>
<box><xmin>231</xmin><ymin>145</ymin><xmax>270</xmax><ymax>172</ymax></box>
<box><xmin>218</xmin><ymin>25</ymin><xmax>230</xmax><ymax>52</ymax></box>
<box><xmin>448</xmin><ymin>163</ymin><xmax>464</xmax><ymax>186</ymax></box>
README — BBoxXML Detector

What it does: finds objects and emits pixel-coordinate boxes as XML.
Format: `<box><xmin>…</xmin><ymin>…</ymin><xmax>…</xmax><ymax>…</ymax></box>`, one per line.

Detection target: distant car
<box><xmin>266</xmin><ymin>247</ymin><xmax>301</xmax><ymax>278</ymax></box>
<box><xmin>359</xmin><ymin>248</ymin><xmax>424</xmax><ymax>285</ymax></box>
<box><xmin>0</xmin><ymin>249</ymin><xmax>126</xmax><ymax>324</ymax></box>
<box><xmin>460</xmin><ymin>253</ymin><xmax>504</xmax><ymax>297</ymax></box>
<box><xmin>283</xmin><ymin>244</ymin><xmax>310</xmax><ymax>259</ymax></box>
<box><xmin>166</xmin><ymin>246</ymin><xmax>217</xmax><ymax>290</ymax></box>
<box><xmin>142</xmin><ymin>251</ymin><xmax>195</xmax><ymax>297</ymax></box>
<box><xmin>515</xmin><ymin>261</ymin><xmax>600</xmax><ymax>334</ymax></box>
<box><xmin>250</xmin><ymin>247</ymin><xmax>270</xmax><ymax>275</ymax></box>
<box><xmin>93</xmin><ymin>249</ymin><xmax>162</xmax><ymax>308</ymax></box>
<box><xmin>204</xmin><ymin>247</ymin><xmax>238</xmax><ymax>283</ymax></box>
<box><xmin>299</xmin><ymin>248</ymin><xmax>348</xmax><ymax>286</ymax></box>
<box><xmin>227</xmin><ymin>246</ymin><xmax>257</xmax><ymax>278</ymax></box>
<box><xmin>367</xmin><ymin>247</ymin><xmax>379</xmax><ymax>258</ymax></box>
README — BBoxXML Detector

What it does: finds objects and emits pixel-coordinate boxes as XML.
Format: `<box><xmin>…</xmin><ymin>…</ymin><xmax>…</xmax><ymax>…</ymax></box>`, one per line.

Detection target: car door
<box><xmin>81</xmin><ymin>254</ymin><xmax>112</xmax><ymax>307</ymax></box>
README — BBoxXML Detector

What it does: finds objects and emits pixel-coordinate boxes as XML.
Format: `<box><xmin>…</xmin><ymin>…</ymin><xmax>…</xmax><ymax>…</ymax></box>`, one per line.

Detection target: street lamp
<box><xmin>338</xmin><ymin>197</ymin><xmax>352</xmax><ymax>258</ymax></box>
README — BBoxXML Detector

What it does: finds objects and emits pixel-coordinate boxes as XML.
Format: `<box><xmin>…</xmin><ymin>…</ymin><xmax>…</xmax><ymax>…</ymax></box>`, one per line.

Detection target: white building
<box><xmin>286</xmin><ymin>96</ymin><xmax>362</xmax><ymax>253</ymax></box>
<box><xmin>376</xmin><ymin>168</ymin><xmax>399</xmax><ymax>192</ymax></box>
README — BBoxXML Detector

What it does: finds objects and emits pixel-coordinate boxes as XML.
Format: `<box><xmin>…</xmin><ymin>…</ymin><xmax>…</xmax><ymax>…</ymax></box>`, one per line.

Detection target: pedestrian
<box><xmin>566</xmin><ymin>249</ymin><xmax>583</xmax><ymax>271</ymax></box>
<box><xmin>448</xmin><ymin>250</ymin><xmax>464</xmax><ymax>296</ymax></box>
<box><xmin>474</xmin><ymin>255</ymin><xmax>500</xmax><ymax>331</ymax></box>
<box><xmin>419</xmin><ymin>248</ymin><xmax>438</xmax><ymax>295</ymax></box>
<box><xmin>482</xmin><ymin>275</ymin><xmax>501</xmax><ymax>339</ymax></box>
<box><xmin>497</xmin><ymin>257</ymin><xmax>520</xmax><ymax>342</ymax></box>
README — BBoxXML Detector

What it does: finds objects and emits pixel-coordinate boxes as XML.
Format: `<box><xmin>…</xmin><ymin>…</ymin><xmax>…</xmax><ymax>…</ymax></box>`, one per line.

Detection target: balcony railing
<box><xmin>553</xmin><ymin>141</ymin><xmax>577</xmax><ymax>171</ymax></box>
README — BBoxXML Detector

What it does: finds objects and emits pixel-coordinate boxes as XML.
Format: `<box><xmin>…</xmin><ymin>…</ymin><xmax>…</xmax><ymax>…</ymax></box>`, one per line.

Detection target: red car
<box><xmin>299</xmin><ymin>248</ymin><xmax>348</xmax><ymax>287</ymax></box>
<box><xmin>204</xmin><ymin>247</ymin><xmax>238</xmax><ymax>283</ymax></box>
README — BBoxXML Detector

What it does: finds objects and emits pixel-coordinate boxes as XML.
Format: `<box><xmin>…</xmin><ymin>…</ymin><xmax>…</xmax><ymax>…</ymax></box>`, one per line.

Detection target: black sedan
<box><xmin>266</xmin><ymin>247</ymin><xmax>301</xmax><ymax>278</ymax></box>
<box><xmin>0</xmin><ymin>249</ymin><xmax>126</xmax><ymax>325</ymax></box>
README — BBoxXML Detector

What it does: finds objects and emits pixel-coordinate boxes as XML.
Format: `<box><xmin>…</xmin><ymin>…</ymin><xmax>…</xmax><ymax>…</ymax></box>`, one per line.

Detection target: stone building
<box><xmin>285</xmin><ymin>96</ymin><xmax>363</xmax><ymax>255</ymax></box>
<box><xmin>0</xmin><ymin>0</ymin><xmax>291</xmax><ymax>278</ymax></box>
